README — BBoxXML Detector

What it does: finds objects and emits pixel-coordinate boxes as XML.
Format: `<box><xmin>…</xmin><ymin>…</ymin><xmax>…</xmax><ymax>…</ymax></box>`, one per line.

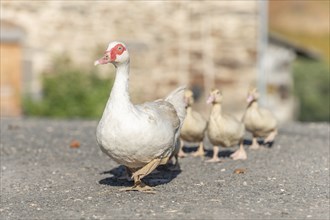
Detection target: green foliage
<box><xmin>293</xmin><ymin>58</ymin><xmax>330</xmax><ymax>122</ymax></box>
<box><xmin>23</xmin><ymin>56</ymin><xmax>113</xmax><ymax>119</ymax></box>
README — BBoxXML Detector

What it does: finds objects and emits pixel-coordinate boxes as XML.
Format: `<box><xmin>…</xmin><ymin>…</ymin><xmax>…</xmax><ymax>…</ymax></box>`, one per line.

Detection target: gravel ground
<box><xmin>1</xmin><ymin>118</ymin><xmax>329</xmax><ymax>220</ymax></box>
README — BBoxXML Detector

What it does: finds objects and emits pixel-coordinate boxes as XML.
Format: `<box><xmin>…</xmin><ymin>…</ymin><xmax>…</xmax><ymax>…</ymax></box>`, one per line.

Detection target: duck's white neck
<box><xmin>106</xmin><ymin>61</ymin><xmax>132</xmax><ymax>111</ymax></box>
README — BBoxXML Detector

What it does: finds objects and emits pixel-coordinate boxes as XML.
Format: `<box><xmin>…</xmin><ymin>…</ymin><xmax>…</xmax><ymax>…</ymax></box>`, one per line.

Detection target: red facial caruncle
<box><xmin>109</xmin><ymin>44</ymin><xmax>126</xmax><ymax>62</ymax></box>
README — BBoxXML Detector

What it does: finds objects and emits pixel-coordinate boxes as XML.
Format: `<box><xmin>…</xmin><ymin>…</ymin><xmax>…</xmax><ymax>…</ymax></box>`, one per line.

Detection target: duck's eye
<box><xmin>118</xmin><ymin>46</ymin><xmax>122</xmax><ymax>50</ymax></box>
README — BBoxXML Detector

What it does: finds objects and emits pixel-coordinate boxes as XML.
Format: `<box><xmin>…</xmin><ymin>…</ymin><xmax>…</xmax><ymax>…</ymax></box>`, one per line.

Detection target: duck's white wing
<box><xmin>135</xmin><ymin>100</ymin><xmax>181</xmax><ymax>131</ymax></box>
<box><xmin>164</xmin><ymin>86</ymin><xmax>186</xmax><ymax>128</ymax></box>
<box><xmin>135</xmin><ymin>86</ymin><xmax>186</xmax><ymax>131</ymax></box>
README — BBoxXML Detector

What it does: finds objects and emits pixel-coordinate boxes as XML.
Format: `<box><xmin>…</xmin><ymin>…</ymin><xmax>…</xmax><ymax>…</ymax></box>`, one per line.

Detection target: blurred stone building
<box><xmin>1</xmin><ymin>1</ymin><xmax>305</xmax><ymax>122</ymax></box>
<box><xmin>0</xmin><ymin>20</ymin><xmax>25</xmax><ymax>117</ymax></box>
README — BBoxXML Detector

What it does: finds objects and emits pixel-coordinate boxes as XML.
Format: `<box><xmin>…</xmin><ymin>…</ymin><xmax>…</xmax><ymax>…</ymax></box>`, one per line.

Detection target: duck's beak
<box><xmin>94</xmin><ymin>57</ymin><xmax>109</xmax><ymax>66</ymax></box>
<box><xmin>94</xmin><ymin>60</ymin><xmax>100</xmax><ymax>66</ymax></box>
<box><xmin>94</xmin><ymin>52</ymin><xmax>111</xmax><ymax>66</ymax></box>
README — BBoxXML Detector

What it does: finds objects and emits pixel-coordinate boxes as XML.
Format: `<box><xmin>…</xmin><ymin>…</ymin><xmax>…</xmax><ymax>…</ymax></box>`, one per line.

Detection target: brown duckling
<box><xmin>179</xmin><ymin>89</ymin><xmax>208</xmax><ymax>158</ymax></box>
<box><xmin>242</xmin><ymin>88</ymin><xmax>278</xmax><ymax>149</ymax></box>
<box><xmin>206</xmin><ymin>89</ymin><xmax>247</xmax><ymax>162</ymax></box>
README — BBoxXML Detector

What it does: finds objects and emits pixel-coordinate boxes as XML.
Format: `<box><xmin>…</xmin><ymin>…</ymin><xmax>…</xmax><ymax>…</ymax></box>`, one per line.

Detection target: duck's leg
<box><xmin>119</xmin><ymin>157</ymin><xmax>168</xmax><ymax>193</ymax></box>
<box><xmin>192</xmin><ymin>142</ymin><xmax>205</xmax><ymax>158</ymax></box>
<box><xmin>250</xmin><ymin>136</ymin><xmax>260</xmax><ymax>150</ymax></box>
<box><xmin>206</xmin><ymin>146</ymin><xmax>221</xmax><ymax>163</ymax></box>
<box><xmin>230</xmin><ymin>141</ymin><xmax>247</xmax><ymax>160</ymax></box>
<box><xmin>178</xmin><ymin>139</ymin><xmax>187</xmax><ymax>158</ymax></box>
<box><xmin>264</xmin><ymin>129</ymin><xmax>277</xmax><ymax>143</ymax></box>
<box><xmin>169</xmin><ymin>154</ymin><xmax>181</xmax><ymax>171</ymax></box>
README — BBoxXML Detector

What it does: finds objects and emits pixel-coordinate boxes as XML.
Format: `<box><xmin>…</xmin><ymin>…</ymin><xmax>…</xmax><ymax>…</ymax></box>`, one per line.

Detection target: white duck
<box><xmin>242</xmin><ymin>88</ymin><xmax>278</xmax><ymax>149</ymax></box>
<box><xmin>179</xmin><ymin>89</ymin><xmax>208</xmax><ymax>158</ymax></box>
<box><xmin>94</xmin><ymin>41</ymin><xmax>186</xmax><ymax>192</ymax></box>
<box><xmin>206</xmin><ymin>89</ymin><xmax>247</xmax><ymax>162</ymax></box>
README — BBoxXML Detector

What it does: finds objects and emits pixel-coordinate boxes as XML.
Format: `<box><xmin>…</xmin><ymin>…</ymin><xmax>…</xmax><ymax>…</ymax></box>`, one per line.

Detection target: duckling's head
<box><xmin>184</xmin><ymin>89</ymin><xmax>194</xmax><ymax>106</ymax></box>
<box><xmin>207</xmin><ymin>89</ymin><xmax>223</xmax><ymax>104</ymax></box>
<box><xmin>247</xmin><ymin>88</ymin><xmax>259</xmax><ymax>103</ymax></box>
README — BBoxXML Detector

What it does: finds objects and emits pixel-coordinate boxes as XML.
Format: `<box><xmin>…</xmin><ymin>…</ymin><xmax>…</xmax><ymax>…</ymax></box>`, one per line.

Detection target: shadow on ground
<box><xmin>99</xmin><ymin>164</ymin><xmax>181</xmax><ymax>187</ymax></box>
<box><xmin>243</xmin><ymin>139</ymin><xmax>274</xmax><ymax>148</ymax></box>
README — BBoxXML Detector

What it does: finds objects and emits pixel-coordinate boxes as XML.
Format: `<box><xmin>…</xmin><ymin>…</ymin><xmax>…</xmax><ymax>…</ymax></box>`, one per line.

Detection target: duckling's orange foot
<box><xmin>250</xmin><ymin>138</ymin><xmax>260</xmax><ymax>150</ymax></box>
<box><xmin>264</xmin><ymin>130</ymin><xmax>277</xmax><ymax>143</ymax></box>
<box><xmin>192</xmin><ymin>150</ymin><xmax>205</xmax><ymax>158</ymax></box>
<box><xmin>250</xmin><ymin>143</ymin><xmax>260</xmax><ymax>150</ymax></box>
<box><xmin>230</xmin><ymin>150</ymin><xmax>247</xmax><ymax>160</ymax></box>
<box><xmin>205</xmin><ymin>157</ymin><xmax>221</xmax><ymax>163</ymax></box>
<box><xmin>192</xmin><ymin>143</ymin><xmax>205</xmax><ymax>158</ymax></box>
<box><xmin>178</xmin><ymin>150</ymin><xmax>187</xmax><ymax>158</ymax></box>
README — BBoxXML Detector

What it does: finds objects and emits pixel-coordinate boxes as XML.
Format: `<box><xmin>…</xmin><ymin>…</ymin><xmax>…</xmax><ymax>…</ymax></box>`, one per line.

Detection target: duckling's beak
<box><xmin>184</xmin><ymin>97</ymin><xmax>190</xmax><ymax>105</ymax></box>
<box><xmin>246</xmin><ymin>95</ymin><xmax>254</xmax><ymax>103</ymax></box>
<box><xmin>206</xmin><ymin>95</ymin><xmax>214</xmax><ymax>104</ymax></box>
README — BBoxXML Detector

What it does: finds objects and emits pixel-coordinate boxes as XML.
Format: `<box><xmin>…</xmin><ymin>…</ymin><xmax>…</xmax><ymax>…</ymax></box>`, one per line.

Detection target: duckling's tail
<box><xmin>165</xmin><ymin>86</ymin><xmax>186</xmax><ymax>127</ymax></box>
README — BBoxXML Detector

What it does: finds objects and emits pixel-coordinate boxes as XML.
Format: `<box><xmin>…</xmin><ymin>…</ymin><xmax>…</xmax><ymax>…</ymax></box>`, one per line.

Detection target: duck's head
<box><xmin>207</xmin><ymin>89</ymin><xmax>223</xmax><ymax>104</ymax></box>
<box><xmin>184</xmin><ymin>89</ymin><xmax>194</xmax><ymax>106</ymax></box>
<box><xmin>247</xmin><ymin>88</ymin><xmax>259</xmax><ymax>103</ymax></box>
<box><xmin>94</xmin><ymin>41</ymin><xmax>129</xmax><ymax>66</ymax></box>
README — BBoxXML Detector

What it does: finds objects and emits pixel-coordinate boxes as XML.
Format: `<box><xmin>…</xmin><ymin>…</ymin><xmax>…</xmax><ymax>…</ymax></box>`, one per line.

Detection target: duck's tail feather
<box><xmin>165</xmin><ymin>86</ymin><xmax>186</xmax><ymax>127</ymax></box>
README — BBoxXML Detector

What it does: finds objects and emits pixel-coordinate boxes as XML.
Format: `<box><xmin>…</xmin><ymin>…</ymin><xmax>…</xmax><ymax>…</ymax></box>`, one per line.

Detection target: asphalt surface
<box><xmin>1</xmin><ymin>118</ymin><xmax>329</xmax><ymax>220</ymax></box>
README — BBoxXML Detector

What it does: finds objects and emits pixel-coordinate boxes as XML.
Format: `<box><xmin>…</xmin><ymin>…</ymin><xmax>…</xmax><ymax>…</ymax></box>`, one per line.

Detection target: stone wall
<box><xmin>1</xmin><ymin>1</ymin><xmax>258</xmax><ymax>117</ymax></box>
